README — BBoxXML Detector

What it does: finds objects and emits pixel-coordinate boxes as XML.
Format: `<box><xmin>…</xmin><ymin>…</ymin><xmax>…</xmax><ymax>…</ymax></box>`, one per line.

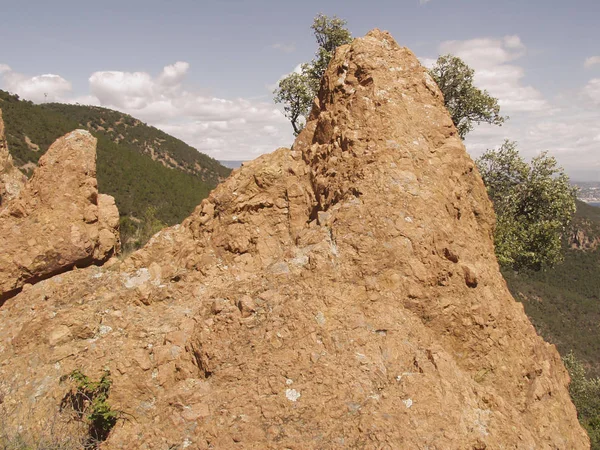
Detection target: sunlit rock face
<box><xmin>0</xmin><ymin>128</ymin><xmax>120</xmax><ymax>298</ymax></box>
<box><xmin>0</xmin><ymin>30</ymin><xmax>588</xmax><ymax>449</ymax></box>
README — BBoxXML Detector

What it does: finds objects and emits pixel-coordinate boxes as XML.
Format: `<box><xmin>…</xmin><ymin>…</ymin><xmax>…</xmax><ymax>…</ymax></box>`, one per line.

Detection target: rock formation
<box><xmin>570</xmin><ymin>223</ymin><xmax>600</xmax><ymax>250</ymax></box>
<box><xmin>0</xmin><ymin>129</ymin><xmax>120</xmax><ymax>299</ymax></box>
<box><xmin>0</xmin><ymin>108</ymin><xmax>26</xmax><ymax>206</ymax></box>
<box><xmin>0</xmin><ymin>31</ymin><xmax>589</xmax><ymax>449</ymax></box>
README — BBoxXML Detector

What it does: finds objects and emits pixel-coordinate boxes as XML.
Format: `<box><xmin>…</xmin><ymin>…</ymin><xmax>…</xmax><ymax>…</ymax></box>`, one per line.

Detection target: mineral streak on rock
<box><xmin>0</xmin><ymin>129</ymin><xmax>120</xmax><ymax>299</ymax></box>
<box><xmin>0</xmin><ymin>30</ymin><xmax>589</xmax><ymax>448</ymax></box>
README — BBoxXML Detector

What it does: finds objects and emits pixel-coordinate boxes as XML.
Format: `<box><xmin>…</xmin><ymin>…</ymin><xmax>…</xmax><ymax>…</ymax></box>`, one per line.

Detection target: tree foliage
<box><xmin>273</xmin><ymin>72</ymin><xmax>315</xmax><ymax>135</ymax></box>
<box><xmin>274</xmin><ymin>14</ymin><xmax>352</xmax><ymax>135</ymax></box>
<box><xmin>563</xmin><ymin>352</ymin><xmax>600</xmax><ymax>449</ymax></box>
<box><xmin>429</xmin><ymin>54</ymin><xmax>506</xmax><ymax>139</ymax></box>
<box><xmin>476</xmin><ymin>140</ymin><xmax>577</xmax><ymax>270</ymax></box>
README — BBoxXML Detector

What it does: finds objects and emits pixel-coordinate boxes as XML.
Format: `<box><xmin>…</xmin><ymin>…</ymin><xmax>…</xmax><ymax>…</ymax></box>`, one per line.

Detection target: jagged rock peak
<box><xmin>0</xmin><ymin>129</ymin><xmax>120</xmax><ymax>299</ymax></box>
<box><xmin>0</xmin><ymin>31</ymin><xmax>589</xmax><ymax>449</ymax></box>
<box><xmin>0</xmin><ymin>107</ymin><xmax>26</xmax><ymax>206</ymax></box>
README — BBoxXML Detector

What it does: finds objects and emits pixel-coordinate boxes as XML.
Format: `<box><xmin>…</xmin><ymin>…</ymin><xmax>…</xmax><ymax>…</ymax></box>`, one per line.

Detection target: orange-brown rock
<box><xmin>0</xmin><ymin>108</ymin><xmax>26</xmax><ymax>206</ymax></box>
<box><xmin>0</xmin><ymin>30</ymin><xmax>589</xmax><ymax>449</ymax></box>
<box><xmin>0</xmin><ymin>129</ymin><xmax>120</xmax><ymax>299</ymax></box>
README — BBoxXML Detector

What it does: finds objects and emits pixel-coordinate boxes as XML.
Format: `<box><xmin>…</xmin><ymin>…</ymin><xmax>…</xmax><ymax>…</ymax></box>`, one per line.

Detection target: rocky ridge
<box><xmin>0</xmin><ymin>30</ymin><xmax>589</xmax><ymax>448</ymax></box>
<box><xmin>0</xmin><ymin>126</ymin><xmax>120</xmax><ymax>300</ymax></box>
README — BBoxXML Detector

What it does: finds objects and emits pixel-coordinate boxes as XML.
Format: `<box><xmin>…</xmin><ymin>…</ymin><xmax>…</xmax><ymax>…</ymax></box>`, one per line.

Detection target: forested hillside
<box><xmin>0</xmin><ymin>90</ymin><xmax>231</xmax><ymax>250</ymax></box>
<box><xmin>504</xmin><ymin>200</ymin><xmax>600</xmax><ymax>376</ymax></box>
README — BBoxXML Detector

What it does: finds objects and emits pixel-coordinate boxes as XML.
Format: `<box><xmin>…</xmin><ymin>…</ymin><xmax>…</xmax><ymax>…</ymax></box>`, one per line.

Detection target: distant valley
<box><xmin>573</xmin><ymin>181</ymin><xmax>600</xmax><ymax>204</ymax></box>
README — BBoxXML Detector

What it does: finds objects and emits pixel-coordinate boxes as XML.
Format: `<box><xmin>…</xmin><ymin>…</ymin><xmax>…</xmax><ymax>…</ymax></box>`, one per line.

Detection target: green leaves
<box><xmin>476</xmin><ymin>141</ymin><xmax>577</xmax><ymax>270</ymax></box>
<box><xmin>60</xmin><ymin>369</ymin><xmax>120</xmax><ymax>445</ymax></box>
<box><xmin>429</xmin><ymin>55</ymin><xmax>506</xmax><ymax>139</ymax></box>
<box><xmin>273</xmin><ymin>72</ymin><xmax>314</xmax><ymax>136</ymax></box>
<box><xmin>274</xmin><ymin>14</ymin><xmax>352</xmax><ymax>135</ymax></box>
<box><xmin>563</xmin><ymin>352</ymin><xmax>600</xmax><ymax>449</ymax></box>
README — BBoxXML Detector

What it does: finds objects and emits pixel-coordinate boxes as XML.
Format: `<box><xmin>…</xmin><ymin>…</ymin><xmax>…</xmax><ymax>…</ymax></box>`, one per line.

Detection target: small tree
<box><xmin>429</xmin><ymin>55</ymin><xmax>506</xmax><ymax>139</ymax></box>
<box><xmin>273</xmin><ymin>72</ymin><xmax>315</xmax><ymax>136</ymax></box>
<box><xmin>274</xmin><ymin>14</ymin><xmax>352</xmax><ymax>135</ymax></box>
<box><xmin>476</xmin><ymin>141</ymin><xmax>577</xmax><ymax>270</ymax></box>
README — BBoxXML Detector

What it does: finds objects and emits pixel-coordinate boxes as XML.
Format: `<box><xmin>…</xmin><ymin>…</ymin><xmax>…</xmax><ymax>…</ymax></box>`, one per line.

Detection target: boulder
<box><xmin>0</xmin><ymin>31</ymin><xmax>589</xmax><ymax>449</ymax></box>
<box><xmin>0</xmin><ymin>108</ymin><xmax>26</xmax><ymax>206</ymax></box>
<box><xmin>0</xmin><ymin>129</ymin><xmax>120</xmax><ymax>298</ymax></box>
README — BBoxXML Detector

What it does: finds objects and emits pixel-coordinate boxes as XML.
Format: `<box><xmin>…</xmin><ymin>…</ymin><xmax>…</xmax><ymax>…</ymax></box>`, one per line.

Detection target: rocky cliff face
<box><xmin>0</xmin><ymin>129</ymin><xmax>120</xmax><ymax>299</ymax></box>
<box><xmin>0</xmin><ymin>31</ymin><xmax>589</xmax><ymax>449</ymax></box>
<box><xmin>0</xmin><ymin>108</ymin><xmax>26</xmax><ymax>206</ymax></box>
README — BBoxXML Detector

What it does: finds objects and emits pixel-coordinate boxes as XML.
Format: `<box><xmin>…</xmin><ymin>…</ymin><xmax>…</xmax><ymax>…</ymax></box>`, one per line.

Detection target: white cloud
<box><xmin>0</xmin><ymin>61</ymin><xmax>293</xmax><ymax>160</ymax></box>
<box><xmin>419</xmin><ymin>0</ymin><xmax>431</xmax><ymax>4</ymax></box>
<box><xmin>271</xmin><ymin>43</ymin><xmax>296</xmax><ymax>53</ymax></box>
<box><xmin>0</xmin><ymin>66</ymin><xmax>72</xmax><ymax>102</ymax></box>
<box><xmin>423</xmin><ymin>37</ymin><xmax>600</xmax><ymax>181</ymax></box>
<box><xmin>583</xmin><ymin>78</ymin><xmax>600</xmax><ymax>104</ymax></box>
<box><xmin>584</xmin><ymin>56</ymin><xmax>600</xmax><ymax>68</ymax></box>
<box><xmin>438</xmin><ymin>35</ymin><xmax>546</xmax><ymax>112</ymax></box>
<box><xmin>267</xmin><ymin>63</ymin><xmax>303</xmax><ymax>92</ymax></box>
<box><xmin>86</xmin><ymin>62</ymin><xmax>292</xmax><ymax>159</ymax></box>
<box><xmin>418</xmin><ymin>57</ymin><xmax>436</xmax><ymax>69</ymax></box>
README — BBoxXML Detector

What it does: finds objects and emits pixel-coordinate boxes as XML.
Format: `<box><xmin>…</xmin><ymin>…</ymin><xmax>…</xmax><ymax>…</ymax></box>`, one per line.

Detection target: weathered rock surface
<box><xmin>0</xmin><ymin>108</ymin><xmax>26</xmax><ymax>206</ymax></box>
<box><xmin>0</xmin><ymin>129</ymin><xmax>120</xmax><ymax>298</ymax></box>
<box><xmin>0</xmin><ymin>31</ymin><xmax>589</xmax><ymax>449</ymax></box>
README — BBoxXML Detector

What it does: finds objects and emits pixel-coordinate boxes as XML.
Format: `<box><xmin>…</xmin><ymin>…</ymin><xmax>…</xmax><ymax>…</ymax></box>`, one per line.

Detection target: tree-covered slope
<box><xmin>0</xmin><ymin>90</ymin><xmax>231</xmax><ymax>250</ymax></box>
<box><xmin>44</xmin><ymin>102</ymin><xmax>231</xmax><ymax>184</ymax></box>
<box><xmin>503</xmin><ymin>200</ymin><xmax>600</xmax><ymax>376</ymax></box>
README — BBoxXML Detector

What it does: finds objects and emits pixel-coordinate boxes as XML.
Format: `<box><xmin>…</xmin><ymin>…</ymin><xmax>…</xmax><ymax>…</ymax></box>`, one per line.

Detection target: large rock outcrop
<box><xmin>0</xmin><ymin>129</ymin><xmax>120</xmax><ymax>299</ymax></box>
<box><xmin>0</xmin><ymin>108</ymin><xmax>26</xmax><ymax>206</ymax></box>
<box><xmin>0</xmin><ymin>31</ymin><xmax>589</xmax><ymax>448</ymax></box>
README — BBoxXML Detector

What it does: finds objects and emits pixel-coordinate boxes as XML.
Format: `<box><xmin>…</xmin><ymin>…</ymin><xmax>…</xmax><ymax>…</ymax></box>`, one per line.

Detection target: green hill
<box><xmin>504</xmin><ymin>200</ymin><xmax>600</xmax><ymax>375</ymax></box>
<box><xmin>0</xmin><ymin>90</ymin><xmax>231</xmax><ymax>250</ymax></box>
<box><xmin>502</xmin><ymin>199</ymin><xmax>600</xmax><ymax>447</ymax></box>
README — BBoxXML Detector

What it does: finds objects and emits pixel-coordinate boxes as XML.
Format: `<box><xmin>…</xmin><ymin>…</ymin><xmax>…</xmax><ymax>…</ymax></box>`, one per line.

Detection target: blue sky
<box><xmin>1</xmin><ymin>0</ymin><xmax>599</xmax><ymax>179</ymax></box>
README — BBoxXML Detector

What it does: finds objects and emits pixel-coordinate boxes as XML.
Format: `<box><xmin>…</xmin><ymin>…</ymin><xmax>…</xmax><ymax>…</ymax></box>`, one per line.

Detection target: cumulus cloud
<box><xmin>584</xmin><ymin>56</ymin><xmax>600</xmax><ymax>68</ymax></box>
<box><xmin>87</xmin><ymin>62</ymin><xmax>292</xmax><ymax>159</ymax></box>
<box><xmin>438</xmin><ymin>35</ymin><xmax>546</xmax><ymax>112</ymax></box>
<box><xmin>0</xmin><ymin>61</ymin><xmax>293</xmax><ymax>160</ymax></box>
<box><xmin>419</xmin><ymin>0</ymin><xmax>431</xmax><ymax>4</ymax></box>
<box><xmin>424</xmin><ymin>37</ymin><xmax>600</xmax><ymax>180</ymax></box>
<box><xmin>418</xmin><ymin>57</ymin><xmax>436</xmax><ymax>69</ymax></box>
<box><xmin>583</xmin><ymin>78</ymin><xmax>600</xmax><ymax>104</ymax></box>
<box><xmin>0</xmin><ymin>65</ymin><xmax>72</xmax><ymax>102</ymax></box>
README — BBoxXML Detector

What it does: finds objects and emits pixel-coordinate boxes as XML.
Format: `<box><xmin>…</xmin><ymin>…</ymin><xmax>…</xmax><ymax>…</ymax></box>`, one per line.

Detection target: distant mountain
<box><xmin>0</xmin><ymin>90</ymin><xmax>231</xmax><ymax>250</ymax></box>
<box><xmin>504</xmin><ymin>200</ymin><xmax>600</xmax><ymax>376</ymax></box>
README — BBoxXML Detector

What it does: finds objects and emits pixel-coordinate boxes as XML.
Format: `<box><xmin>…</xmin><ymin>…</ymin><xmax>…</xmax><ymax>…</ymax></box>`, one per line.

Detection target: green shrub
<box><xmin>563</xmin><ymin>352</ymin><xmax>600</xmax><ymax>448</ymax></box>
<box><xmin>60</xmin><ymin>369</ymin><xmax>120</xmax><ymax>447</ymax></box>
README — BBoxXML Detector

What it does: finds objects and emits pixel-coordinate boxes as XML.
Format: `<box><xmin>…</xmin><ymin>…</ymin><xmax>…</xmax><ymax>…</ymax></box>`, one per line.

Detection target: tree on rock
<box><xmin>274</xmin><ymin>14</ymin><xmax>352</xmax><ymax>135</ymax></box>
<box><xmin>273</xmin><ymin>72</ymin><xmax>315</xmax><ymax>136</ymax></box>
<box><xmin>429</xmin><ymin>54</ymin><xmax>507</xmax><ymax>139</ymax></box>
<box><xmin>476</xmin><ymin>140</ymin><xmax>577</xmax><ymax>271</ymax></box>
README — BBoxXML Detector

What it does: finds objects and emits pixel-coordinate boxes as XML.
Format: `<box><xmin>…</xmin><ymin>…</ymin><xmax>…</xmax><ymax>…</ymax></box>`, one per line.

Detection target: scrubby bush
<box><xmin>563</xmin><ymin>351</ymin><xmax>600</xmax><ymax>448</ymax></box>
